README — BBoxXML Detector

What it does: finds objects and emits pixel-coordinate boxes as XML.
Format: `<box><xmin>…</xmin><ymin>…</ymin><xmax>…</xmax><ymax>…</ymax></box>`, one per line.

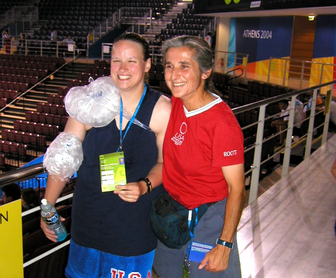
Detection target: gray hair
<box><xmin>161</xmin><ymin>36</ymin><xmax>215</xmax><ymax>92</ymax></box>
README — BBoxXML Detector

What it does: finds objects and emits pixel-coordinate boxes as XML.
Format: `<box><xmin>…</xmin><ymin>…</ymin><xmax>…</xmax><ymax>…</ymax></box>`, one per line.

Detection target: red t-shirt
<box><xmin>163</xmin><ymin>95</ymin><xmax>244</xmax><ymax>209</ymax></box>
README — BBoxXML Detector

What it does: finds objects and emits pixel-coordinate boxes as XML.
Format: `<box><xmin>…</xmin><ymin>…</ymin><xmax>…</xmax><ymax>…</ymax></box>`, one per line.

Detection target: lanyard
<box><xmin>185</xmin><ymin>207</ymin><xmax>198</xmax><ymax>259</ymax></box>
<box><xmin>117</xmin><ymin>84</ymin><xmax>147</xmax><ymax>152</ymax></box>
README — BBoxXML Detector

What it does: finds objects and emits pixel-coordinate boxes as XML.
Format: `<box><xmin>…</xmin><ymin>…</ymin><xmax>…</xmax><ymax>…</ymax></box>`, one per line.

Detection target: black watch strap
<box><xmin>137</xmin><ymin>177</ymin><xmax>152</xmax><ymax>194</ymax></box>
<box><xmin>216</xmin><ymin>238</ymin><xmax>234</xmax><ymax>249</ymax></box>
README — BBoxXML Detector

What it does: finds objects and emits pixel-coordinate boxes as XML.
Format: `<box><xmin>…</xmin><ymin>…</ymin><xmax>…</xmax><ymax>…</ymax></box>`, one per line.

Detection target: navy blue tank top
<box><xmin>71</xmin><ymin>86</ymin><xmax>164</xmax><ymax>256</ymax></box>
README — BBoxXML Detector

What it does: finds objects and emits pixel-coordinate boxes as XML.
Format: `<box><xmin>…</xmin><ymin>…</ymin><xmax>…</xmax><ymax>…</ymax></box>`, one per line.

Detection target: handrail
<box><xmin>0</xmin><ymin>163</ymin><xmax>44</xmax><ymax>188</ymax></box>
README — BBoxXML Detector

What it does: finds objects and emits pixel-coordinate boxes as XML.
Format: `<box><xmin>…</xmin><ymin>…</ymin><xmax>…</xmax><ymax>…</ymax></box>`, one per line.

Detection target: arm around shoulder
<box><xmin>145</xmin><ymin>95</ymin><xmax>171</xmax><ymax>189</ymax></box>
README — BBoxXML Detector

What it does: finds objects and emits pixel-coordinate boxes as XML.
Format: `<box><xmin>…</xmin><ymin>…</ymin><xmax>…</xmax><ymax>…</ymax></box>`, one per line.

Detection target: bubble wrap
<box><xmin>43</xmin><ymin>132</ymin><xmax>83</xmax><ymax>180</ymax></box>
<box><xmin>64</xmin><ymin>76</ymin><xmax>120</xmax><ymax>127</ymax></box>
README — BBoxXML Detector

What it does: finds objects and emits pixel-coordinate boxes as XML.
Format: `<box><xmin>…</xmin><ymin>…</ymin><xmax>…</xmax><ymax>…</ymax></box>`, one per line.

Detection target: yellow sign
<box><xmin>0</xmin><ymin>200</ymin><xmax>23</xmax><ymax>278</ymax></box>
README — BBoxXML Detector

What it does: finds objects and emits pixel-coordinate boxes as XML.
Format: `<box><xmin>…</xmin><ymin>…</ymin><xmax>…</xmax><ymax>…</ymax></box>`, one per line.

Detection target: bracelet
<box><xmin>137</xmin><ymin>177</ymin><xmax>152</xmax><ymax>194</ymax></box>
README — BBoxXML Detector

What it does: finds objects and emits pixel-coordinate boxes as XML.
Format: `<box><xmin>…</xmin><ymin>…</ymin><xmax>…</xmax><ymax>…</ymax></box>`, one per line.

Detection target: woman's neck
<box><xmin>183</xmin><ymin>91</ymin><xmax>215</xmax><ymax>112</ymax></box>
<box><xmin>120</xmin><ymin>85</ymin><xmax>146</xmax><ymax>113</ymax></box>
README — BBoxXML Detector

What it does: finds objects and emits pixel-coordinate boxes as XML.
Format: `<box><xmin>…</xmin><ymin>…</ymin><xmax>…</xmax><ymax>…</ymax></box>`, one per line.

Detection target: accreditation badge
<box><xmin>99</xmin><ymin>151</ymin><xmax>126</xmax><ymax>192</ymax></box>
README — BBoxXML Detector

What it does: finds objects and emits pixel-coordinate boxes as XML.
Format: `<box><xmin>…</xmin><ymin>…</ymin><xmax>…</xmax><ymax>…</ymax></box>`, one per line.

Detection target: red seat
<box><xmin>1</xmin><ymin>129</ymin><xmax>9</xmax><ymax>140</ymax></box>
<box><xmin>46</xmin><ymin>114</ymin><xmax>54</xmax><ymax>124</ymax></box>
<box><xmin>39</xmin><ymin>113</ymin><xmax>47</xmax><ymax>124</ymax></box>
<box><xmin>2</xmin><ymin>141</ymin><xmax>11</xmax><ymax>154</ymax></box>
<box><xmin>36</xmin><ymin>103</ymin><xmax>44</xmax><ymax>113</ymax></box>
<box><xmin>42</xmin><ymin>103</ymin><xmax>51</xmax><ymax>113</ymax></box>
<box><xmin>20</xmin><ymin>121</ymin><xmax>29</xmax><ymax>132</ymax></box>
<box><xmin>56</xmin><ymin>105</ymin><xmax>66</xmax><ymax>116</ymax></box>
<box><xmin>22</xmin><ymin>132</ymin><xmax>31</xmax><ymax>145</ymax></box>
<box><xmin>36</xmin><ymin>134</ymin><xmax>46</xmax><ymax>147</ymax></box>
<box><xmin>25</xmin><ymin>111</ymin><xmax>33</xmax><ymax>121</ymax></box>
<box><xmin>18</xmin><ymin>144</ymin><xmax>27</xmax><ymax>156</ymax></box>
<box><xmin>41</xmin><ymin>124</ymin><xmax>50</xmax><ymax>136</ymax></box>
<box><xmin>14</xmin><ymin>120</ymin><xmax>22</xmax><ymax>131</ymax></box>
<box><xmin>9</xmin><ymin>142</ymin><xmax>19</xmax><ymax>156</ymax></box>
<box><xmin>15</xmin><ymin>131</ymin><xmax>24</xmax><ymax>143</ymax></box>
<box><xmin>7</xmin><ymin>130</ymin><xmax>16</xmax><ymax>142</ymax></box>
<box><xmin>31</xmin><ymin>112</ymin><xmax>40</xmax><ymax>123</ymax></box>
<box><xmin>49</xmin><ymin>104</ymin><xmax>58</xmax><ymax>115</ymax></box>
<box><xmin>53</xmin><ymin>114</ymin><xmax>61</xmax><ymax>126</ymax></box>
<box><xmin>27</xmin><ymin>122</ymin><xmax>36</xmax><ymax>133</ymax></box>
<box><xmin>34</xmin><ymin>123</ymin><xmax>44</xmax><ymax>134</ymax></box>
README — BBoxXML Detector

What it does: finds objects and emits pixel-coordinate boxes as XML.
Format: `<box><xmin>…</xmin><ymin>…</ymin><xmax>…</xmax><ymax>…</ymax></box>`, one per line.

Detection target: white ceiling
<box><xmin>200</xmin><ymin>6</ymin><xmax>336</xmax><ymax>18</ymax></box>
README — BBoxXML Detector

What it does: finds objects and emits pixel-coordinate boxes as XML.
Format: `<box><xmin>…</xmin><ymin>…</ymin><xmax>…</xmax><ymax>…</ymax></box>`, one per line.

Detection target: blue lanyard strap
<box><xmin>186</xmin><ymin>207</ymin><xmax>198</xmax><ymax>259</ymax></box>
<box><xmin>117</xmin><ymin>85</ymin><xmax>147</xmax><ymax>152</ymax></box>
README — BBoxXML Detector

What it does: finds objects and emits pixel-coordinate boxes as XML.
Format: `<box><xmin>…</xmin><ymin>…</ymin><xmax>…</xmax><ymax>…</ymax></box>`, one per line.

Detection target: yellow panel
<box><xmin>0</xmin><ymin>200</ymin><xmax>23</xmax><ymax>278</ymax></box>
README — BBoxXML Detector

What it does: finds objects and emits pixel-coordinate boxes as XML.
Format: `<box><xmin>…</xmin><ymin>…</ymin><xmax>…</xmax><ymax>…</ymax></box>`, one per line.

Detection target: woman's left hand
<box><xmin>114</xmin><ymin>182</ymin><xmax>144</xmax><ymax>202</ymax></box>
<box><xmin>198</xmin><ymin>245</ymin><xmax>230</xmax><ymax>272</ymax></box>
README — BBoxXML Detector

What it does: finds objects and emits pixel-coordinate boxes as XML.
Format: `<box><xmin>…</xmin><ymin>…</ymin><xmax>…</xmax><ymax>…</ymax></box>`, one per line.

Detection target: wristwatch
<box><xmin>215</xmin><ymin>238</ymin><xmax>234</xmax><ymax>249</ymax></box>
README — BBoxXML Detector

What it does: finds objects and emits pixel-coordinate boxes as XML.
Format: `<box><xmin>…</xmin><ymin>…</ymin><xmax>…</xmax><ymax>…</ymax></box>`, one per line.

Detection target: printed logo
<box><xmin>171</xmin><ymin>122</ymin><xmax>187</xmax><ymax>146</ymax></box>
<box><xmin>223</xmin><ymin>150</ymin><xmax>238</xmax><ymax>157</ymax></box>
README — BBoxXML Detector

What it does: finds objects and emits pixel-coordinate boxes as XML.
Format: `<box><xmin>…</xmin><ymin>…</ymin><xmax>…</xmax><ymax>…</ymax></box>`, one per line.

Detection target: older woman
<box><xmin>153</xmin><ymin>36</ymin><xmax>245</xmax><ymax>278</ymax></box>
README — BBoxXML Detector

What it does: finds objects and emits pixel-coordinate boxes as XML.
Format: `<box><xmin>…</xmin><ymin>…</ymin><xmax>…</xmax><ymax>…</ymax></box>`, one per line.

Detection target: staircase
<box><xmin>0</xmin><ymin>61</ymin><xmax>90</xmax><ymax>130</ymax></box>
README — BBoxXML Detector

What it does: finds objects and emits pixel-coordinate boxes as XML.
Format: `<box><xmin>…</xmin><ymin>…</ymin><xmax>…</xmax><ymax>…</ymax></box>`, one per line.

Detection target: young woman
<box><xmin>41</xmin><ymin>33</ymin><xmax>171</xmax><ymax>277</ymax></box>
<box><xmin>153</xmin><ymin>36</ymin><xmax>245</xmax><ymax>278</ymax></box>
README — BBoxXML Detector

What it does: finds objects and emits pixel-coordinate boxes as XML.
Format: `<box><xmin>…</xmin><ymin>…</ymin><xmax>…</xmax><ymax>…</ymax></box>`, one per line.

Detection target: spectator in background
<box><xmin>21</xmin><ymin>188</ymin><xmax>40</xmax><ymax>222</ymax></box>
<box><xmin>270</xmin><ymin>100</ymin><xmax>290</xmax><ymax>145</ymax></box>
<box><xmin>270</xmin><ymin>99</ymin><xmax>305</xmax><ymax>145</ymax></box>
<box><xmin>329</xmin><ymin>100</ymin><xmax>336</xmax><ymax>130</ymax></box>
<box><xmin>1</xmin><ymin>183</ymin><xmax>21</xmax><ymax>204</ymax></box>
<box><xmin>18</xmin><ymin>33</ymin><xmax>25</xmax><ymax>54</ymax></box>
<box><xmin>204</xmin><ymin>32</ymin><xmax>212</xmax><ymax>48</ymax></box>
<box><xmin>51</xmin><ymin>29</ymin><xmax>57</xmax><ymax>41</ymax></box>
<box><xmin>21</xmin><ymin>188</ymin><xmax>40</xmax><ymax>211</ymax></box>
<box><xmin>2</xmin><ymin>30</ymin><xmax>11</xmax><ymax>54</ymax></box>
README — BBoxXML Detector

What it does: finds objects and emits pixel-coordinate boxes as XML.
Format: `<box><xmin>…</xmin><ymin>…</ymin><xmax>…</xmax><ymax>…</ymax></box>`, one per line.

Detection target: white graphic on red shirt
<box><xmin>171</xmin><ymin>122</ymin><xmax>187</xmax><ymax>146</ymax></box>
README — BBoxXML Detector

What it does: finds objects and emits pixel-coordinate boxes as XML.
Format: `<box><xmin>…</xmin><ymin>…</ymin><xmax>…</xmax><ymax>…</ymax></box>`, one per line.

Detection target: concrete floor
<box><xmin>238</xmin><ymin>133</ymin><xmax>336</xmax><ymax>278</ymax></box>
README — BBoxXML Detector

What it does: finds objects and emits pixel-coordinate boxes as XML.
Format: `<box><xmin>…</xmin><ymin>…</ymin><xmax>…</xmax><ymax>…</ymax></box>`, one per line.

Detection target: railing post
<box><xmin>281</xmin><ymin>95</ymin><xmax>296</xmax><ymax>177</ymax></box>
<box><xmin>283</xmin><ymin>58</ymin><xmax>288</xmax><ymax>87</ymax></box>
<box><xmin>319</xmin><ymin>64</ymin><xmax>324</xmax><ymax>85</ymax></box>
<box><xmin>304</xmin><ymin>89</ymin><xmax>318</xmax><ymax>159</ymax></box>
<box><xmin>300</xmin><ymin>61</ymin><xmax>305</xmax><ymax>89</ymax></box>
<box><xmin>322</xmin><ymin>86</ymin><xmax>333</xmax><ymax>145</ymax></box>
<box><xmin>249</xmin><ymin>104</ymin><xmax>266</xmax><ymax>204</ymax></box>
<box><xmin>244</xmin><ymin>55</ymin><xmax>248</xmax><ymax>83</ymax></box>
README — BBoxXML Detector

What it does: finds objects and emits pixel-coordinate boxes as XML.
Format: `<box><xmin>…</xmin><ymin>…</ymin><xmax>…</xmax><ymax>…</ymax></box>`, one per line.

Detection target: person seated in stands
<box><xmin>303</xmin><ymin>90</ymin><xmax>324</xmax><ymax>114</ymax></box>
<box><xmin>62</xmin><ymin>35</ymin><xmax>74</xmax><ymax>45</ymax></box>
<box><xmin>270</xmin><ymin>100</ymin><xmax>290</xmax><ymax>145</ymax></box>
<box><xmin>329</xmin><ymin>100</ymin><xmax>336</xmax><ymax>131</ymax></box>
<box><xmin>21</xmin><ymin>188</ymin><xmax>40</xmax><ymax>211</ymax></box>
<box><xmin>270</xmin><ymin>99</ymin><xmax>305</xmax><ymax>145</ymax></box>
<box><xmin>18</xmin><ymin>33</ymin><xmax>25</xmax><ymax>54</ymax></box>
<box><xmin>1</xmin><ymin>183</ymin><xmax>21</xmax><ymax>204</ymax></box>
<box><xmin>21</xmin><ymin>188</ymin><xmax>40</xmax><ymax>222</ymax></box>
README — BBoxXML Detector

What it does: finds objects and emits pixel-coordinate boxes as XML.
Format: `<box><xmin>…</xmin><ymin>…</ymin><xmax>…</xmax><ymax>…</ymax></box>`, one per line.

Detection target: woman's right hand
<box><xmin>40</xmin><ymin>217</ymin><xmax>58</xmax><ymax>242</ymax></box>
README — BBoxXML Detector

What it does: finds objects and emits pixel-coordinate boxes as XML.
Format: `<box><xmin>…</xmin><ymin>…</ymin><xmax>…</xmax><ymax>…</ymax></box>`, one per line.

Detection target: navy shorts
<box><xmin>153</xmin><ymin>198</ymin><xmax>242</xmax><ymax>278</ymax></box>
<box><xmin>65</xmin><ymin>240</ymin><xmax>154</xmax><ymax>278</ymax></box>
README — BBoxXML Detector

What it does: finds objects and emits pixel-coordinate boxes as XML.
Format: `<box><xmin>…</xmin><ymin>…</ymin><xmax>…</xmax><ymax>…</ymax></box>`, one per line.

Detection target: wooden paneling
<box><xmin>289</xmin><ymin>16</ymin><xmax>316</xmax><ymax>80</ymax></box>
